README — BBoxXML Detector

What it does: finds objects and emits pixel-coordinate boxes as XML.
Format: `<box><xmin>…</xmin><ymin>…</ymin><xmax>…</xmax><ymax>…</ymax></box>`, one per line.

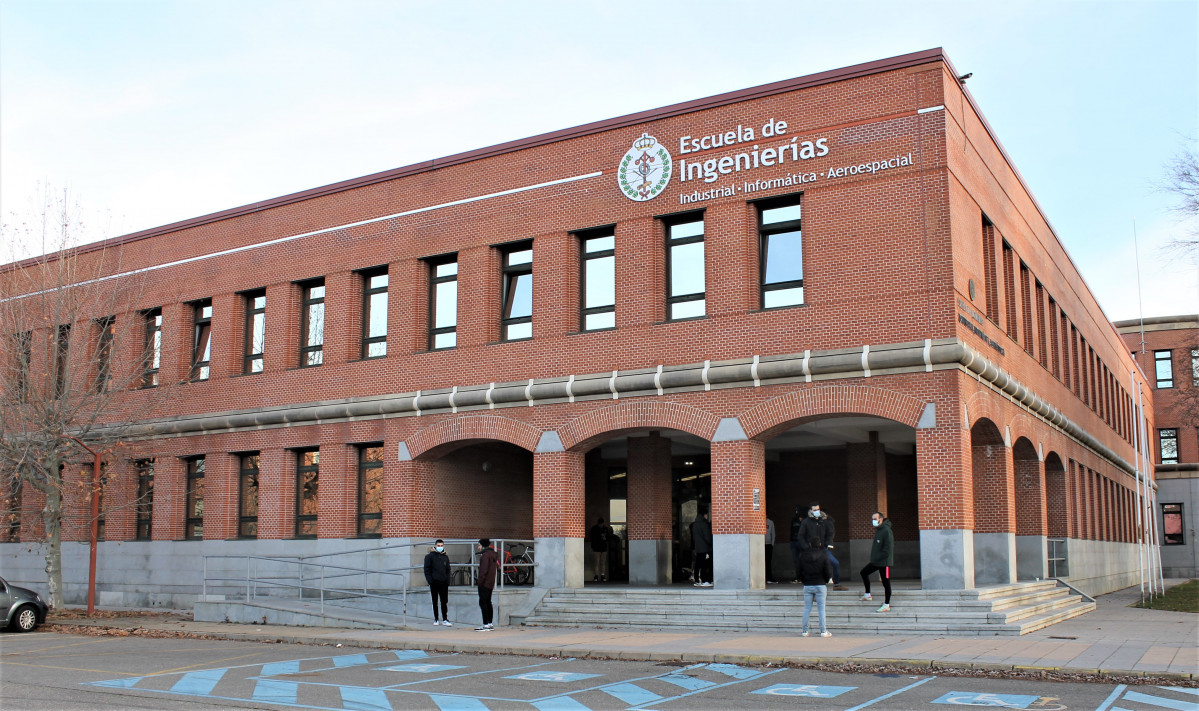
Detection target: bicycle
<box><xmin>503</xmin><ymin>543</ymin><xmax>534</xmax><ymax>586</ymax></box>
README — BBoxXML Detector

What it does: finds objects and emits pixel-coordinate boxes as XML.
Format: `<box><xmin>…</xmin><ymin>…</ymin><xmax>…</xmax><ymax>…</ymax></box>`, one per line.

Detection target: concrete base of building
<box><xmin>919</xmin><ymin>529</ymin><xmax>975</xmax><ymax>590</ymax></box>
<box><xmin>974</xmin><ymin>532</ymin><xmax>1017</xmax><ymax>585</ymax></box>
<box><xmin>628</xmin><ymin>539</ymin><xmax>671</xmax><ymax>585</ymax></box>
<box><xmin>713</xmin><ymin>534</ymin><xmax>764</xmax><ymax>590</ymax></box>
<box><xmin>536</xmin><ymin>536</ymin><xmax>584</xmax><ymax>589</ymax></box>
<box><xmin>1016</xmin><ymin>535</ymin><xmax>1049</xmax><ymax>581</ymax></box>
<box><xmin>1062</xmin><ymin>539</ymin><xmax>1145</xmax><ymax>597</ymax></box>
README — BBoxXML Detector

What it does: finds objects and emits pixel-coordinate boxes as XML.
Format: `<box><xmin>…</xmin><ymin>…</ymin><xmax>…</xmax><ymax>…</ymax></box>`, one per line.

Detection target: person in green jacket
<box><xmin>859</xmin><ymin>512</ymin><xmax>893</xmax><ymax>612</ymax></box>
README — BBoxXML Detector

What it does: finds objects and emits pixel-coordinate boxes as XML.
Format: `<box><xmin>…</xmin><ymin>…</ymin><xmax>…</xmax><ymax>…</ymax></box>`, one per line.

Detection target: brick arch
<box><xmin>558</xmin><ymin>402</ymin><xmax>722</xmax><ymax>453</ymax></box>
<box><xmin>740</xmin><ymin>385</ymin><xmax>926</xmax><ymax>442</ymax></box>
<box><xmin>407</xmin><ymin>415</ymin><xmax>543</xmax><ymax>461</ymax></box>
<box><xmin>965</xmin><ymin>391</ymin><xmax>1010</xmax><ymax>436</ymax></box>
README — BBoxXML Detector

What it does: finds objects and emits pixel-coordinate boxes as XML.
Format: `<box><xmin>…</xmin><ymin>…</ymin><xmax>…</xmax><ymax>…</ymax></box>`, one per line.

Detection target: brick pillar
<box><xmin>618</xmin><ymin>217</ymin><xmax>664</xmax><ymax>327</ymax></box>
<box><xmin>324</xmin><ymin>271</ymin><xmax>357</xmax><ymax>366</ymax></box>
<box><xmin>203</xmin><ymin>453</ymin><xmax>238</xmax><ymax>540</ymax></box>
<box><xmin>318</xmin><ymin>443</ymin><xmax>356</xmax><ymax>538</ymax></box>
<box><xmin>533</xmin><ymin>450</ymin><xmax>585</xmax><ymax>588</ymax></box>
<box><xmin>457</xmin><ymin>245</ymin><xmax>500</xmax><ymax>348</ymax></box>
<box><xmin>847</xmin><ymin>432</ymin><xmax>888</xmax><ymax>573</ymax></box>
<box><xmin>257</xmin><ymin>449</ymin><xmax>294</xmax><ymax>539</ymax></box>
<box><xmin>972</xmin><ymin>439</ymin><xmax>1016</xmax><ymax>585</ymax></box>
<box><xmin>626</xmin><ymin>433</ymin><xmax>673</xmax><ymax>584</ymax></box>
<box><xmin>151</xmin><ymin>457</ymin><xmax>186</xmax><ymax>541</ymax></box>
<box><xmin>386</xmin><ymin>459</ymin><xmax>437</xmax><ymax>537</ymax></box>
<box><xmin>1014</xmin><ymin>454</ymin><xmax>1048</xmax><ymax>580</ymax></box>
<box><xmin>916</xmin><ymin>414</ymin><xmax>974</xmax><ymax>590</ymax></box>
<box><xmin>209</xmin><ymin>293</ymin><xmax>237</xmax><ymax>381</ymax></box>
<box><xmin>104</xmin><ymin>458</ymin><xmax>136</xmax><ymax>542</ymax></box>
<box><xmin>264</xmin><ymin>283</ymin><xmax>299</xmax><ymax>372</ymax></box>
<box><xmin>704</xmin><ymin>201</ymin><xmax>754</xmax><ymax>316</ymax></box>
<box><xmin>710</xmin><ymin>438</ymin><xmax>766</xmax><ymax>590</ymax></box>
<box><xmin>533</xmin><ymin>232</ymin><xmax>576</xmax><ymax>339</ymax></box>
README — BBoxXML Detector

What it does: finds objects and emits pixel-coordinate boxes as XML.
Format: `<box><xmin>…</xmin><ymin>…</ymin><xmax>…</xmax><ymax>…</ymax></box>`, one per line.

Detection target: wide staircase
<box><xmin>522</xmin><ymin>580</ymin><xmax>1094</xmax><ymax>636</ymax></box>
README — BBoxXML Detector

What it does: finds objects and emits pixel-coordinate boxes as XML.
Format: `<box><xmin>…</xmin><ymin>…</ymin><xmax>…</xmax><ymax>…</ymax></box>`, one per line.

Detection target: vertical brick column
<box><xmin>151</xmin><ymin>457</ymin><xmax>186</xmax><ymax>541</ymax></box>
<box><xmin>618</xmin><ymin>217</ymin><xmax>664</xmax><ymax>327</ymax></box>
<box><xmin>626</xmin><ymin>433</ymin><xmax>673</xmax><ymax>584</ymax></box>
<box><xmin>386</xmin><ymin>459</ymin><xmax>437</xmax><ymax>537</ymax></box>
<box><xmin>209</xmin><ymin>293</ymin><xmax>237</xmax><ymax>380</ymax></box>
<box><xmin>264</xmin><ymin>283</ymin><xmax>298</xmax><ymax>372</ymax></box>
<box><xmin>704</xmin><ymin>201</ymin><xmax>754</xmax><ymax>317</ymax></box>
<box><xmin>318</xmin><ymin>443</ymin><xmax>356</xmax><ymax>538</ymax></box>
<box><xmin>324</xmin><ymin>270</ymin><xmax>357</xmax><ymax>366</ymax></box>
<box><xmin>160</xmin><ymin>302</ymin><xmax>188</xmax><ymax>384</ymax></box>
<box><xmin>458</xmin><ymin>245</ymin><xmax>500</xmax><ymax>348</ymax></box>
<box><xmin>916</xmin><ymin>416</ymin><xmax>975</xmax><ymax>589</ymax></box>
<box><xmin>533</xmin><ymin>450</ymin><xmax>586</xmax><ymax>588</ymax></box>
<box><xmin>847</xmin><ymin>432</ymin><xmax>888</xmax><ymax>572</ymax></box>
<box><xmin>203</xmin><ymin>453</ymin><xmax>238</xmax><ymax>540</ymax></box>
<box><xmin>971</xmin><ymin>438</ymin><xmax>1016</xmax><ymax>585</ymax></box>
<box><xmin>710</xmin><ymin>439</ymin><xmax>766</xmax><ymax>590</ymax></box>
<box><xmin>1014</xmin><ymin>455</ymin><xmax>1047</xmax><ymax>580</ymax></box>
<box><xmin>392</xmin><ymin>257</ymin><xmax>424</xmax><ymax>357</ymax></box>
<box><xmin>534</xmin><ymin>232</ymin><xmax>576</xmax><ymax>339</ymax></box>
<box><xmin>103</xmin><ymin>458</ymin><xmax>136</xmax><ymax>542</ymax></box>
<box><xmin>257</xmin><ymin>449</ymin><xmax>294</xmax><ymax>539</ymax></box>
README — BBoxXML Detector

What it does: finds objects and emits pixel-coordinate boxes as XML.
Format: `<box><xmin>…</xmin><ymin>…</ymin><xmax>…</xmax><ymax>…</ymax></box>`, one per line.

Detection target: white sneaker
<box><xmin>860</xmin><ymin>593</ymin><xmax>873</xmax><ymax>601</ymax></box>
<box><xmin>801</xmin><ymin>631</ymin><xmax>809</xmax><ymax>637</ymax></box>
<box><xmin>442</xmin><ymin>621</ymin><xmax>452</xmax><ymax>627</ymax></box>
<box><xmin>475</xmin><ymin>626</ymin><xmax>488</xmax><ymax>631</ymax></box>
<box><xmin>693</xmin><ymin>582</ymin><xmax>704</xmax><ymax>587</ymax></box>
<box><xmin>876</xmin><ymin>604</ymin><xmax>890</xmax><ymax>613</ymax></box>
<box><xmin>434</xmin><ymin>620</ymin><xmax>442</xmax><ymax>626</ymax></box>
<box><xmin>700</xmin><ymin>582</ymin><xmax>713</xmax><ymax>587</ymax></box>
<box><xmin>820</xmin><ymin>631</ymin><xmax>832</xmax><ymax>638</ymax></box>
<box><xmin>484</xmin><ymin>623</ymin><xmax>494</xmax><ymax>629</ymax></box>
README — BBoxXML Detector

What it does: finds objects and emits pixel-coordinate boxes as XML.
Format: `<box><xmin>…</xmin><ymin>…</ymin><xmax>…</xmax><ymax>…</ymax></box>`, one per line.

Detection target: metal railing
<box><xmin>201</xmin><ymin>538</ymin><xmax>535</xmax><ymax>626</ymax></box>
<box><xmin>1047</xmin><ymin>537</ymin><xmax>1069</xmax><ymax>578</ymax></box>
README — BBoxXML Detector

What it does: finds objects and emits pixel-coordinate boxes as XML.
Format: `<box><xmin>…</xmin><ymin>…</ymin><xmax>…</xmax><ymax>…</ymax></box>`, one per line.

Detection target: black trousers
<box><xmin>477</xmin><ymin>585</ymin><xmax>494</xmax><ymax>625</ymax></box>
<box><xmin>764</xmin><ymin>544</ymin><xmax>774</xmax><ymax>582</ymax></box>
<box><xmin>429</xmin><ymin>581</ymin><xmax>449</xmax><ymax>620</ymax></box>
<box><xmin>860</xmin><ymin>563</ymin><xmax>892</xmax><ymax>604</ymax></box>
<box><xmin>696</xmin><ymin>552</ymin><xmax>713</xmax><ymax>584</ymax></box>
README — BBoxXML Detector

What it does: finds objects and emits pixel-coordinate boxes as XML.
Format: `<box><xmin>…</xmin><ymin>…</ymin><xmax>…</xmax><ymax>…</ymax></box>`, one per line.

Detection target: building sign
<box><xmin>618</xmin><ymin>133</ymin><xmax>673</xmax><ymax>202</ymax></box>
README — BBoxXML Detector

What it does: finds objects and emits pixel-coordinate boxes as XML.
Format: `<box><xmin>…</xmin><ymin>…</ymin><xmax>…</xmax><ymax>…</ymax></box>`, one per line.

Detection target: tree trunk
<box><xmin>42</xmin><ymin>486</ymin><xmax>63</xmax><ymax>609</ymax></box>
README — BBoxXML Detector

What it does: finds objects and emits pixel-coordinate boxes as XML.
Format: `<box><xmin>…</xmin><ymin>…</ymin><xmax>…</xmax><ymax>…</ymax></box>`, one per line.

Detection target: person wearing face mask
<box><xmin>859</xmin><ymin>512</ymin><xmax>894</xmax><ymax>612</ymax></box>
<box><xmin>423</xmin><ymin>539</ymin><xmax>453</xmax><ymax>626</ymax></box>
<box><xmin>796</xmin><ymin>501</ymin><xmax>845</xmax><ymax>590</ymax></box>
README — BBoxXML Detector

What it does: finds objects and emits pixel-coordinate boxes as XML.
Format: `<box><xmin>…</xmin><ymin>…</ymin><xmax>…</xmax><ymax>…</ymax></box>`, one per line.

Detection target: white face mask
<box><xmin>871</xmin><ymin>519</ymin><xmax>881</xmax><ymax>527</ymax></box>
<box><xmin>810</xmin><ymin>509</ymin><xmax>820</xmax><ymax>518</ymax></box>
<box><xmin>435</xmin><ymin>545</ymin><xmax>444</xmax><ymax>552</ymax></box>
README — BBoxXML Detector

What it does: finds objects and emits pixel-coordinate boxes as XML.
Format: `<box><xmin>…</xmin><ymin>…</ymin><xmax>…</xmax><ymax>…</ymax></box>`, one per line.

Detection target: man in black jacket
<box><xmin>423</xmin><ymin>539</ymin><xmax>452</xmax><ymax>626</ymax></box>
<box><xmin>690</xmin><ymin>506</ymin><xmax>713</xmax><ymax>587</ymax></box>
<box><xmin>796</xmin><ymin>502</ymin><xmax>846</xmax><ymax>590</ymax></box>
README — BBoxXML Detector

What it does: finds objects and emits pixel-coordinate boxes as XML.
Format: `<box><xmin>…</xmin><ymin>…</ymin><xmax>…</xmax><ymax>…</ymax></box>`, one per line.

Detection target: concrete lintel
<box><xmin>397</xmin><ymin>442</ymin><xmax>412</xmax><ymax>461</ymax></box>
<box><xmin>712</xmin><ymin>417</ymin><xmax>748</xmax><ymax>442</ymax></box>
<box><xmin>917</xmin><ymin>402</ymin><xmax>936</xmax><ymax>429</ymax></box>
<box><xmin>535</xmin><ymin>431</ymin><xmax>564</xmax><ymax>453</ymax></box>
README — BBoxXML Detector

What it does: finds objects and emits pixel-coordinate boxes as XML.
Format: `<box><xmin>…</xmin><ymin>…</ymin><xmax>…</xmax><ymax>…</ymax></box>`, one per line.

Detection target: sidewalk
<box><xmin>54</xmin><ymin>582</ymin><xmax>1197</xmax><ymax>681</ymax></box>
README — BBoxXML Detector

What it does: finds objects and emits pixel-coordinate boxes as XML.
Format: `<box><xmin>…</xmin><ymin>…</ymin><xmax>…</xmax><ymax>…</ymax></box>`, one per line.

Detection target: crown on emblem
<box><xmin>633</xmin><ymin>133</ymin><xmax>657</xmax><ymax>151</ymax></box>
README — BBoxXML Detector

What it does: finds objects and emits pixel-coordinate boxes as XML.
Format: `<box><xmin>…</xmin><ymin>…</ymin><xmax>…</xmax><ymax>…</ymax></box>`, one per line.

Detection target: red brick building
<box><xmin>1</xmin><ymin>49</ymin><xmax>1154</xmax><ymax>604</ymax></box>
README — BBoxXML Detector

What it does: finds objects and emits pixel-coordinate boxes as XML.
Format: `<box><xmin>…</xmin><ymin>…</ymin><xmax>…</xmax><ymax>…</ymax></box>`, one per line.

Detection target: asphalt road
<box><xmin>1</xmin><ymin>631</ymin><xmax>1195</xmax><ymax>710</ymax></box>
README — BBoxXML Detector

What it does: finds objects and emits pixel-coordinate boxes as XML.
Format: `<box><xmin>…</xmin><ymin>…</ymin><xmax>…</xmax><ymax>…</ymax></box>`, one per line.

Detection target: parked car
<box><xmin>1</xmin><ymin>576</ymin><xmax>49</xmax><ymax>632</ymax></box>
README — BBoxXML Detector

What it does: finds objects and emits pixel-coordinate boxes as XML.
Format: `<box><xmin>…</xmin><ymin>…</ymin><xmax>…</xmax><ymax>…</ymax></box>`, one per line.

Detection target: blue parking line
<box><xmin>252</xmin><ymin>679</ymin><xmax>298</xmax><ymax>705</ymax></box>
<box><xmin>333</xmin><ymin>654</ymin><xmax>372</xmax><ymax>668</ymax></box>
<box><xmin>531</xmin><ymin>697</ymin><xmax>594</xmax><ymax>711</ymax></box>
<box><xmin>603</xmin><ymin>682</ymin><xmax>663</xmax><ymax>705</ymax></box>
<box><xmin>87</xmin><ymin>677</ymin><xmax>143</xmax><ymax>689</ymax></box>
<box><xmin>170</xmin><ymin>668</ymin><xmax>227</xmax><ymax>695</ymax></box>
<box><xmin>1095</xmin><ymin>685</ymin><xmax>1128</xmax><ymax>711</ymax></box>
<box><xmin>261</xmin><ymin>660</ymin><xmax>301</xmax><ymax>676</ymax></box>
<box><xmin>340</xmin><ymin>685</ymin><xmax>392</xmax><ymax>711</ymax></box>
<box><xmin>626</xmin><ymin>668</ymin><xmax>786</xmax><ymax>710</ymax></box>
<box><xmin>842</xmin><ymin>677</ymin><xmax>934</xmax><ymax>711</ymax></box>
<box><xmin>707</xmin><ymin>663</ymin><xmax>760</xmax><ymax>679</ymax></box>
<box><xmin>380</xmin><ymin>658</ymin><xmax>566</xmax><ymax>689</ymax></box>
<box><xmin>430</xmin><ymin>695</ymin><xmax>490</xmax><ymax>710</ymax></box>
<box><xmin>658</xmin><ymin>673</ymin><xmax>716</xmax><ymax>691</ymax></box>
<box><xmin>1161</xmin><ymin>687</ymin><xmax>1199</xmax><ymax>697</ymax></box>
<box><xmin>1122</xmin><ymin>690</ymin><xmax>1198</xmax><ymax>711</ymax></box>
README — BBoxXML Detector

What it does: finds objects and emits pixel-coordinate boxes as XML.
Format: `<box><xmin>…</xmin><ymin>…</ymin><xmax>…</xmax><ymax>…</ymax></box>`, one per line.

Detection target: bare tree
<box><xmin>0</xmin><ymin>188</ymin><xmax>165</xmax><ymax>608</ymax></box>
<box><xmin>1162</xmin><ymin>147</ymin><xmax>1199</xmax><ymax>258</ymax></box>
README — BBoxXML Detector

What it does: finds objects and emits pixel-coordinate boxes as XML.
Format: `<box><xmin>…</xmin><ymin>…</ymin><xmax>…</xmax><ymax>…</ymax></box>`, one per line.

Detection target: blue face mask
<box><xmin>435</xmin><ymin>545</ymin><xmax>444</xmax><ymax>552</ymax></box>
<box><xmin>871</xmin><ymin>519</ymin><xmax>880</xmax><ymax>527</ymax></box>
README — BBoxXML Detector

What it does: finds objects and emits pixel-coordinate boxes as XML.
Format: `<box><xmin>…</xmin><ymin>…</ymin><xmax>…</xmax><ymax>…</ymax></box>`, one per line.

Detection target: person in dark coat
<box><xmin>789</xmin><ymin>505</ymin><xmax>806</xmax><ymax>582</ymax></box>
<box><xmin>690</xmin><ymin>506</ymin><xmax>713</xmax><ymax>587</ymax></box>
<box><xmin>798</xmin><ymin>536</ymin><xmax>834</xmax><ymax>637</ymax></box>
<box><xmin>859</xmin><ymin>512</ymin><xmax>894</xmax><ymax>612</ymax></box>
<box><xmin>797</xmin><ymin>501</ymin><xmax>845</xmax><ymax>589</ymax></box>
<box><xmin>475</xmin><ymin>538</ymin><xmax>500</xmax><ymax>630</ymax></box>
<box><xmin>423</xmin><ymin>539</ymin><xmax>452</xmax><ymax>626</ymax></box>
<box><xmin>589</xmin><ymin>517</ymin><xmax>612</xmax><ymax>582</ymax></box>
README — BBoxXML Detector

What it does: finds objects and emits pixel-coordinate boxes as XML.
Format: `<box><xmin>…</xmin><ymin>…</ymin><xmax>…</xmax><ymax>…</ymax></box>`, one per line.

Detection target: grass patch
<box><xmin>1132</xmin><ymin>579</ymin><xmax>1199</xmax><ymax>612</ymax></box>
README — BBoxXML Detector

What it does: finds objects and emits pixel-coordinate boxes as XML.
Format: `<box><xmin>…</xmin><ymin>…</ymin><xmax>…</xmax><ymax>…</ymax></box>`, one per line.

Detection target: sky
<box><xmin>1</xmin><ymin>0</ymin><xmax>1196</xmax><ymax>322</ymax></box>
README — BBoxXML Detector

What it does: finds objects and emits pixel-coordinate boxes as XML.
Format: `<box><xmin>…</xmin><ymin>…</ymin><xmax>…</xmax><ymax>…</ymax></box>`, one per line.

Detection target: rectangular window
<box><xmin>238</xmin><ymin>454</ymin><xmax>259</xmax><ymax>539</ymax></box>
<box><xmin>429</xmin><ymin>257</ymin><xmax>458</xmax><ymax>349</ymax></box>
<box><xmin>54</xmin><ymin>324</ymin><xmax>71</xmax><ymax>397</ymax></box>
<box><xmin>1154</xmin><ymin>349</ymin><xmax>1173</xmax><ymax>388</ymax></box>
<box><xmin>361</xmin><ymin>269</ymin><xmax>388</xmax><ymax>359</ymax></box>
<box><xmin>1158</xmin><ymin>428</ymin><xmax>1179</xmax><ymax>464</ymax></box>
<box><xmin>14</xmin><ymin>330</ymin><xmax>31</xmax><ymax>401</ymax></box>
<box><xmin>94</xmin><ymin>316</ymin><xmax>115</xmax><ymax>392</ymax></box>
<box><xmin>3</xmin><ymin>477</ymin><xmax>21</xmax><ymax>542</ymax></box>
<box><xmin>93</xmin><ymin>464</ymin><xmax>108</xmax><ymax>541</ymax></box>
<box><xmin>358</xmin><ymin>445</ymin><xmax>383</xmax><ymax>537</ymax></box>
<box><xmin>295</xmin><ymin>449</ymin><xmax>319</xmax><ymax>538</ymax></box>
<box><xmin>135</xmin><ymin>459</ymin><xmax>154</xmax><ymax>541</ymax></box>
<box><xmin>142</xmin><ymin>309</ymin><xmax>162</xmax><ymax>388</ymax></box>
<box><xmin>758</xmin><ymin>198</ymin><xmax>804</xmax><ymax>308</ymax></box>
<box><xmin>1002</xmin><ymin>242</ymin><xmax>1016</xmax><ymax>336</ymax></box>
<box><xmin>190</xmin><ymin>299</ymin><xmax>212</xmax><ymax>381</ymax></box>
<box><xmin>243</xmin><ymin>291</ymin><xmax>266</xmax><ymax>374</ymax></box>
<box><xmin>579</xmin><ymin>230</ymin><xmax>616</xmax><ymax>331</ymax></box>
<box><xmin>1162</xmin><ymin>503</ymin><xmax>1184</xmax><ymax>545</ymax></box>
<box><xmin>300</xmin><ymin>281</ymin><xmax>325</xmax><ymax>367</ymax></box>
<box><xmin>982</xmin><ymin>218</ymin><xmax>999</xmax><ymax>322</ymax></box>
<box><xmin>1192</xmin><ymin>349</ymin><xmax>1198</xmax><ymax>386</ymax></box>
<box><xmin>184</xmin><ymin>457</ymin><xmax>205</xmax><ymax>540</ymax></box>
<box><xmin>501</xmin><ymin>244</ymin><xmax>533</xmax><ymax>340</ymax></box>
<box><xmin>665</xmin><ymin>215</ymin><xmax>706</xmax><ymax>320</ymax></box>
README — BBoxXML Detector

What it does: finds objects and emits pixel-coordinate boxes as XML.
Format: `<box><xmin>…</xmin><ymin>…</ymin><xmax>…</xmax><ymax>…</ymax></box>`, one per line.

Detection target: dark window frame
<box><xmin>1154</xmin><ymin>349</ymin><xmax>1174</xmax><ymax>389</ymax></box>
<box><xmin>141</xmin><ymin>308</ymin><xmax>162</xmax><ymax>388</ymax></box>
<box><xmin>299</xmin><ymin>280</ymin><xmax>326</xmax><ymax>368</ymax></box>
<box><xmin>357</xmin><ymin>444</ymin><xmax>384</xmax><ymax>538</ymax></box>
<box><xmin>1158</xmin><ymin>428</ymin><xmax>1179</xmax><ymax>464</ymax></box>
<box><xmin>134</xmin><ymin>459</ymin><xmax>154</xmax><ymax>541</ymax></box>
<box><xmin>360</xmin><ymin>267</ymin><xmax>389</xmax><ymax>360</ymax></box>
<box><xmin>3</xmin><ymin>476</ymin><xmax>21</xmax><ymax>542</ymax></box>
<box><xmin>184</xmin><ymin>456</ymin><xmax>205</xmax><ymax>540</ymax></box>
<box><xmin>294</xmin><ymin>448</ymin><xmax>319</xmax><ymax>539</ymax></box>
<box><xmin>500</xmin><ymin>242</ymin><xmax>534</xmax><ymax>341</ymax></box>
<box><xmin>242</xmin><ymin>290</ymin><xmax>266</xmax><ymax>375</ymax></box>
<box><xmin>190</xmin><ymin>299</ymin><xmax>213</xmax><ymax>381</ymax></box>
<box><xmin>663</xmin><ymin>212</ymin><xmax>706</xmax><ymax>321</ymax></box>
<box><xmin>427</xmin><ymin>255</ymin><xmax>459</xmax><ymax>350</ymax></box>
<box><xmin>1192</xmin><ymin>348</ymin><xmax>1199</xmax><ymax>387</ymax></box>
<box><xmin>94</xmin><ymin>316</ymin><xmax>115</xmax><ymax>393</ymax></box>
<box><xmin>238</xmin><ymin>453</ymin><xmax>260</xmax><ymax>539</ymax></box>
<box><xmin>14</xmin><ymin>330</ymin><xmax>31</xmax><ymax>401</ymax></box>
<box><xmin>577</xmin><ymin>227</ymin><xmax>616</xmax><ymax>332</ymax></box>
<box><xmin>1162</xmin><ymin>503</ymin><xmax>1184</xmax><ymax>545</ymax></box>
<box><xmin>53</xmin><ymin>323</ymin><xmax>71</xmax><ymax>398</ymax></box>
<box><xmin>754</xmin><ymin>195</ymin><xmax>805</xmax><ymax>310</ymax></box>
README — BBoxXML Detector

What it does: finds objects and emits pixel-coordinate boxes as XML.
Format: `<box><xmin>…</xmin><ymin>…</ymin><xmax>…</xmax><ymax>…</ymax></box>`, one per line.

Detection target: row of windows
<box><xmin>122</xmin><ymin>197</ymin><xmax>804</xmax><ymax>384</ymax></box>
<box><xmin>981</xmin><ymin>218</ymin><xmax>1136</xmax><ymax>445</ymax></box>
<box><xmin>1151</xmin><ymin>348</ymin><xmax>1199</xmax><ymax>389</ymax></box>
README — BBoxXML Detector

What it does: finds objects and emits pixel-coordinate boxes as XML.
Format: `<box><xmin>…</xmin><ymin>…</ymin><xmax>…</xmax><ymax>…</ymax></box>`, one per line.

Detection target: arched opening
<box><xmin>1013</xmin><ymin>437</ymin><xmax>1047</xmax><ymax>580</ymax></box>
<box><xmin>1044</xmin><ymin>452</ymin><xmax>1068</xmax><ymax>577</ymax></box>
<box><xmin>581</xmin><ymin>429</ymin><xmax>711</xmax><ymax>586</ymax></box>
<box><xmin>971</xmin><ymin>419</ymin><xmax>1015</xmax><ymax>584</ymax></box>
<box><xmin>761</xmin><ymin>415</ymin><xmax>920</xmax><ymax>586</ymax></box>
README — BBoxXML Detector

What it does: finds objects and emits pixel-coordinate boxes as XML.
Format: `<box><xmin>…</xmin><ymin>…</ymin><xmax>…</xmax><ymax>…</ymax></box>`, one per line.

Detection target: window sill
<box><xmin>568</xmin><ymin>327</ymin><xmax>617</xmax><ymax>336</ymax></box>
<box><xmin>488</xmin><ymin>337</ymin><xmax>533</xmax><ymax>345</ymax></box>
<box><xmin>751</xmin><ymin>303</ymin><xmax>808</xmax><ymax>314</ymax></box>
